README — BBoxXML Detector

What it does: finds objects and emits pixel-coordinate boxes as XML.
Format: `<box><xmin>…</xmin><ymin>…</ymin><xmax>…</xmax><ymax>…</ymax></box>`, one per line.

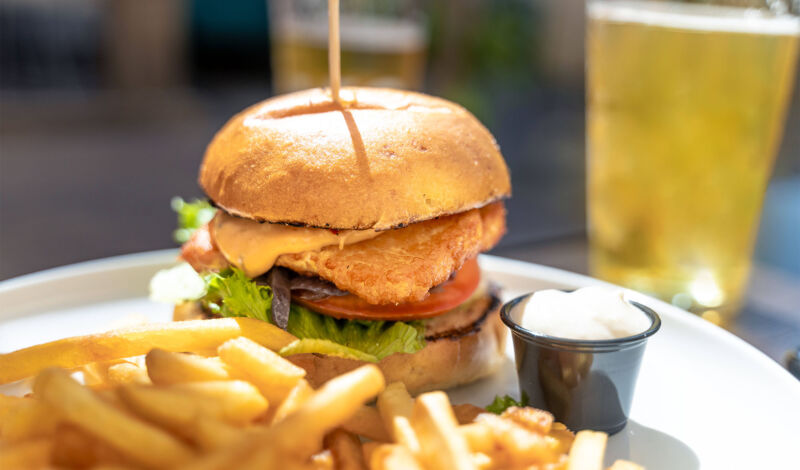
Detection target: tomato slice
<box><xmin>293</xmin><ymin>258</ymin><xmax>481</xmax><ymax>321</ymax></box>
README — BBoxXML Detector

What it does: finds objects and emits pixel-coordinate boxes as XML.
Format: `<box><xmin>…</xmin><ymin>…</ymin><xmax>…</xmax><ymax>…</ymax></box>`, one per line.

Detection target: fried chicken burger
<box><xmin>152</xmin><ymin>87</ymin><xmax>511</xmax><ymax>393</ymax></box>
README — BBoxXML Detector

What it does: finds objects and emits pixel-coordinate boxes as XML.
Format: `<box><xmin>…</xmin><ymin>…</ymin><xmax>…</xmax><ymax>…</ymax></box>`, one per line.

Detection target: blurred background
<box><xmin>0</xmin><ymin>1</ymin><xmax>798</xmax><ymax>359</ymax></box>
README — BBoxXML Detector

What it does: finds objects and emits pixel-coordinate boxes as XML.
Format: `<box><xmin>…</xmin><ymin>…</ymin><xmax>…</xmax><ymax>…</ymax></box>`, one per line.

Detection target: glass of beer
<box><xmin>268</xmin><ymin>0</ymin><xmax>427</xmax><ymax>94</ymax></box>
<box><xmin>586</xmin><ymin>0</ymin><xmax>799</xmax><ymax>325</ymax></box>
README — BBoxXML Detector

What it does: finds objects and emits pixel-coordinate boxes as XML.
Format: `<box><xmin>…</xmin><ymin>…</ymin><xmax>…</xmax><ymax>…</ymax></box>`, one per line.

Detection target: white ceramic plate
<box><xmin>1</xmin><ymin>250</ymin><xmax>798</xmax><ymax>469</ymax></box>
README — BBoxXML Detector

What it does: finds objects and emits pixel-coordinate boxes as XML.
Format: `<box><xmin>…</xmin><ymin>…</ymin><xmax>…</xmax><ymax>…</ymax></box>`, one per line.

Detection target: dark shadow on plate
<box><xmin>448</xmin><ymin>353</ymin><xmax>520</xmax><ymax>407</ymax></box>
<box><xmin>606</xmin><ymin>420</ymin><xmax>700</xmax><ymax>470</ymax></box>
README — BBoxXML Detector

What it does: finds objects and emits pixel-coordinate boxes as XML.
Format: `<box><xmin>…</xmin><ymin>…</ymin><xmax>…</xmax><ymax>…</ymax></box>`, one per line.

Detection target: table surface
<box><xmin>493</xmin><ymin>237</ymin><xmax>800</xmax><ymax>372</ymax></box>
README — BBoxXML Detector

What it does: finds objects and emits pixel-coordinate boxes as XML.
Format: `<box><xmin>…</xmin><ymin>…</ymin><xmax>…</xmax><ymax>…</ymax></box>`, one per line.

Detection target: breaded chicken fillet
<box><xmin>183</xmin><ymin>202</ymin><xmax>506</xmax><ymax>305</ymax></box>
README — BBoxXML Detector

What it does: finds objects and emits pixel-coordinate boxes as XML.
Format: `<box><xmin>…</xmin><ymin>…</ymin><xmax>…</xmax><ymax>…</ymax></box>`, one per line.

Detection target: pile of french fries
<box><xmin>0</xmin><ymin>317</ymin><xmax>643</xmax><ymax>470</ymax></box>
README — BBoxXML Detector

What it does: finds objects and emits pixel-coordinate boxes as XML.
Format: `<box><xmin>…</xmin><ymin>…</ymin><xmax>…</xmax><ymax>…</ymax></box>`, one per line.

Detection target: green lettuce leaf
<box><xmin>201</xmin><ymin>268</ymin><xmax>272</xmax><ymax>322</ymax></box>
<box><xmin>286</xmin><ymin>304</ymin><xmax>425</xmax><ymax>361</ymax></box>
<box><xmin>279</xmin><ymin>339</ymin><xmax>379</xmax><ymax>362</ymax></box>
<box><xmin>172</xmin><ymin>197</ymin><xmax>217</xmax><ymax>243</ymax></box>
<box><xmin>195</xmin><ymin>268</ymin><xmax>426</xmax><ymax>360</ymax></box>
<box><xmin>486</xmin><ymin>394</ymin><xmax>529</xmax><ymax>414</ymax></box>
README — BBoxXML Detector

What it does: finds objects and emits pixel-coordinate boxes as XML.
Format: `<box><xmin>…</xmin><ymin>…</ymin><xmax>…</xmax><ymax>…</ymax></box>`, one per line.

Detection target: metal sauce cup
<box><xmin>501</xmin><ymin>293</ymin><xmax>661</xmax><ymax>435</ymax></box>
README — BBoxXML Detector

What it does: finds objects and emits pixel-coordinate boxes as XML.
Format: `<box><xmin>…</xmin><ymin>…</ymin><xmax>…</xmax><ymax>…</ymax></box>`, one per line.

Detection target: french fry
<box><xmin>377</xmin><ymin>382</ymin><xmax>418</xmax><ymax>451</ymax></box>
<box><xmin>548</xmin><ymin>422</ymin><xmax>576</xmax><ymax>455</ymax></box>
<box><xmin>369</xmin><ymin>444</ymin><xmax>424</xmax><ymax>470</ymax></box>
<box><xmin>411</xmin><ymin>391</ymin><xmax>475</xmax><ymax>470</ymax></box>
<box><xmin>95</xmin><ymin>387</ymin><xmax>127</xmax><ymax>409</ymax></box>
<box><xmin>166</xmin><ymin>380</ymin><xmax>268</xmax><ymax>425</ymax></box>
<box><xmin>474</xmin><ymin>413</ymin><xmax>559</xmax><ymax>465</ymax></box>
<box><xmin>51</xmin><ymin>423</ymin><xmax>127</xmax><ymax>468</ymax></box>
<box><xmin>341</xmin><ymin>405</ymin><xmax>391</xmax><ymax>442</ymax></box>
<box><xmin>226</xmin><ymin>443</ymin><xmax>306</xmax><ymax>470</ymax></box>
<box><xmin>311</xmin><ymin>449</ymin><xmax>335</xmax><ymax>470</ymax></box>
<box><xmin>459</xmin><ymin>422</ymin><xmax>495</xmax><ymax>454</ymax></box>
<box><xmin>175</xmin><ymin>423</ymin><xmax>289</xmax><ymax>470</ymax></box>
<box><xmin>83</xmin><ymin>359</ymin><xmax>143</xmax><ymax>388</ymax></box>
<box><xmin>189</xmin><ymin>415</ymin><xmax>256</xmax><ymax>452</ymax></box>
<box><xmin>567</xmin><ymin>430</ymin><xmax>608</xmax><ymax>470</ymax></box>
<box><xmin>0</xmin><ymin>438</ymin><xmax>53</xmax><ymax>469</ymax></box>
<box><xmin>0</xmin><ymin>393</ymin><xmax>27</xmax><ymax>420</ymax></box>
<box><xmin>171</xmin><ymin>380</ymin><xmax>269</xmax><ymax>424</ymax></box>
<box><xmin>471</xmin><ymin>452</ymin><xmax>494</xmax><ymax>470</ymax></box>
<box><xmin>390</xmin><ymin>416</ymin><xmax>420</xmax><ymax>452</ymax></box>
<box><xmin>175</xmin><ymin>366</ymin><xmax>385</xmax><ymax>470</ymax></box>
<box><xmin>107</xmin><ymin>362</ymin><xmax>151</xmax><ymax>385</ymax></box>
<box><xmin>33</xmin><ymin>368</ymin><xmax>194</xmax><ymax>469</ymax></box>
<box><xmin>607</xmin><ymin>460</ymin><xmax>645</xmax><ymax>470</ymax></box>
<box><xmin>83</xmin><ymin>361</ymin><xmax>113</xmax><ymax>388</ymax></box>
<box><xmin>265</xmin><ymin>365</ymin><xmax>384</xmax><ymax>466</ymax></box>
<box><xmin>0</xmin><ymin>397</ymin><xmax>59</xmax><ymax>441</ymax></box>
<box><xmin>237</xmin><ymin>365</ymin><xmax>386</xmax><ymax>469</ymax></box>
<box><xmin>90</xmin><ymin>466</ymin><xmax>145</xmax><ymax>470</ymax></box>
<box><xmin>324</xmin><ymin>429</ymin><xmax>367</xmax><ymax>470</ymax></box>
<box><xmin>378</xmin><ymin>382</ymin><xmax>414</xmax><ymax>422</ymax></box>
<box><xmin>0</xmin><ymin>318</ymin><xmax>296</xmax><ymax>384</ymax></box>
<box><xmin>501</xmin><ymin>405</ymin><xmax>554</xmax><ymax>434</ymax></box>
<box><xmin>217</xmin><ymin>337</ymin><xmax>306</xmax><ymax>406</ymax></box>
<box><xmin>175</xmin><ymin>447</ymin><xmax>246</xmax><ymax>470</ymax></box>
<box><xmin>361</xmin><ymin>441</ymin><xmax>381</xmax><ymax>464</ymax></box>
<box><xmin>118</xmin><ymin>380</ymin><xmax>268</xmax><ymax>430</ymax></box>
<box><xmin>146</xmin><ymin>349</ymin><xmax>230</xmax><ymax>385</ymax></box>
<box><xmin>271</xmin><ymin>378</ymin><xmax>314</xmax><ymax>424</ymax></box>
<box><xmin>272</xmin><ymin>365</ymin><xmax>385</xmax><ymax>451</ymax></box>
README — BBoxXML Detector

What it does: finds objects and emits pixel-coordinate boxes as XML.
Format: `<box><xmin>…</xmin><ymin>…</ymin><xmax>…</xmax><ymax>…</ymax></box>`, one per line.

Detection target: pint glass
<box><xmin>586</xmin><ymin>0</ymin><xmax>800</xmax><ymax>324</ymax></box>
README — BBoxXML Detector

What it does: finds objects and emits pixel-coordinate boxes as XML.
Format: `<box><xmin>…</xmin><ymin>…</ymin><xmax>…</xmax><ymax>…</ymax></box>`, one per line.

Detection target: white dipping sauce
<box><xmin>520</xmin><ymin>287</ymin><xmax>651</xmax><ymax>340</ymax></box>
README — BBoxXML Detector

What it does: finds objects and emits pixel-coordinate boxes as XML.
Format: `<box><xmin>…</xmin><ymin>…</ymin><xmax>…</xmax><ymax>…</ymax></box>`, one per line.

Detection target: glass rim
<box><xmin>587</xmin><ymin>0</ymin><xmax>800</xmax><ymax>22</ymax></box>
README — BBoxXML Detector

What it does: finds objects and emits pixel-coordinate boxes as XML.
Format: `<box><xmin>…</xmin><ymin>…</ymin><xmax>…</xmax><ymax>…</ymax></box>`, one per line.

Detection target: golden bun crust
<box><xmin>200</xmin><ymin>87</ymin><xmax>511</xmax><ymax>230</ymax></box>
<box><xmin>287</xmin><ymin>298</ymin><xmax>507</xmax><ymax>394</ymax></box>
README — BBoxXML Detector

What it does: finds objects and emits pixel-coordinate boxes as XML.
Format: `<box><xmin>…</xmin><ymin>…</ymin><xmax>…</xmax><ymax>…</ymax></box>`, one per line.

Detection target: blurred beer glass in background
<box><xmin>268</xmin><ymin>0</ymin><xmax>427</xmax><ymax>93</ymax></box>
<box><xmin>586</xmin><ymin>0</ymin><xmax>800</xmax><ymax>325</ymax></box>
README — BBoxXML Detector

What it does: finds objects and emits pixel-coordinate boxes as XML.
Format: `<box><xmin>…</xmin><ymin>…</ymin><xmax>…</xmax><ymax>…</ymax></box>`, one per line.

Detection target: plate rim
<box><xmin>0</xmin><ymin>249</ymin><xmax>179</xmax><ymax>293</ymax></box>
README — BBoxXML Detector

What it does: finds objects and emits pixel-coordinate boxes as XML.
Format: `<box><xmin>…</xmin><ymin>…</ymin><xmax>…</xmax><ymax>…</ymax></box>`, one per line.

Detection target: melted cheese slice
<box><xmin>212</xmin><ymin>212</ymin><xmax>381</xmax><ymax>278</ymax></box>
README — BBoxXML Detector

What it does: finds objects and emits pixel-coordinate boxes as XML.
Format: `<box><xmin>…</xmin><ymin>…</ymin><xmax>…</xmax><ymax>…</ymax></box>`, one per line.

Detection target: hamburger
<box><xmin>151</xmin><ymin>87</ymin><xmax>511</xmax><ymax>393</ymax></box>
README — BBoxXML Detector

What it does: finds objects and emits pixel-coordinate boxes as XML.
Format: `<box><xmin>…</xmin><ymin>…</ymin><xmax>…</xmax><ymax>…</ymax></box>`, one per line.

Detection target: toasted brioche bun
<box><xmin>173</xmin><ymin>290</ymin><xmax>506</xmax><ymax>394</ymax></box>
<box><xmin>200</xmin><ymin>87</ymin><xmax>511</xmax><ymax>230</ymax></box>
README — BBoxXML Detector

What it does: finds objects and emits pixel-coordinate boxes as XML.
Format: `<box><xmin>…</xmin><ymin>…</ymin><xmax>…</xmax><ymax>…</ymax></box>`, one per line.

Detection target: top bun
<box><xmin>200</xmin><ymin>87</ymin><xmax>511</xmax><ymax>230</ymax></box>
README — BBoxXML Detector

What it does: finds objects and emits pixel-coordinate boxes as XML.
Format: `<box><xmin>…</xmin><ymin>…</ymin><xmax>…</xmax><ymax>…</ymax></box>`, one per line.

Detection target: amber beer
<box><xmin>587</xmin><ymin>1</ymin><xmax>800</xmax><ymax>324</ymax></box>
<box><xmin>270</xmin><ymin>14</ymin><xmax>426</xmax><ymax>94</ymax></box>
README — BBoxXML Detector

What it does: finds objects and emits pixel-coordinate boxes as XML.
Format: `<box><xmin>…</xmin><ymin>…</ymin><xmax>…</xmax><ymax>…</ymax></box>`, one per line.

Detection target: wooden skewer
<box><xmin>328</xmin><ymin>0</ymin><xmax>341</xmax><ymax>103</ymax></box>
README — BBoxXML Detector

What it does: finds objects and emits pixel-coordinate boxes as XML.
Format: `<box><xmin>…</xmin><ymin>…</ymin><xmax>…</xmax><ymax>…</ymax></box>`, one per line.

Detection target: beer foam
<box><xmin>588</xmin><ymin>1</ymin><xmax>800</xmax><ymax>35</ymax></box>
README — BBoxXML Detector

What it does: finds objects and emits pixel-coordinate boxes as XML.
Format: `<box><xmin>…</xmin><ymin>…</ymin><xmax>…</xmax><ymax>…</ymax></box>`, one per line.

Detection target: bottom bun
<box><xmin>173</xmin><ymin>292</ymin><xmax>507</xmax><ymax>394</ymax></box>
<box><xmin>287</xmin><ymin>295</ymin><xmax>506</xmax><ymax>394</ymax></box>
